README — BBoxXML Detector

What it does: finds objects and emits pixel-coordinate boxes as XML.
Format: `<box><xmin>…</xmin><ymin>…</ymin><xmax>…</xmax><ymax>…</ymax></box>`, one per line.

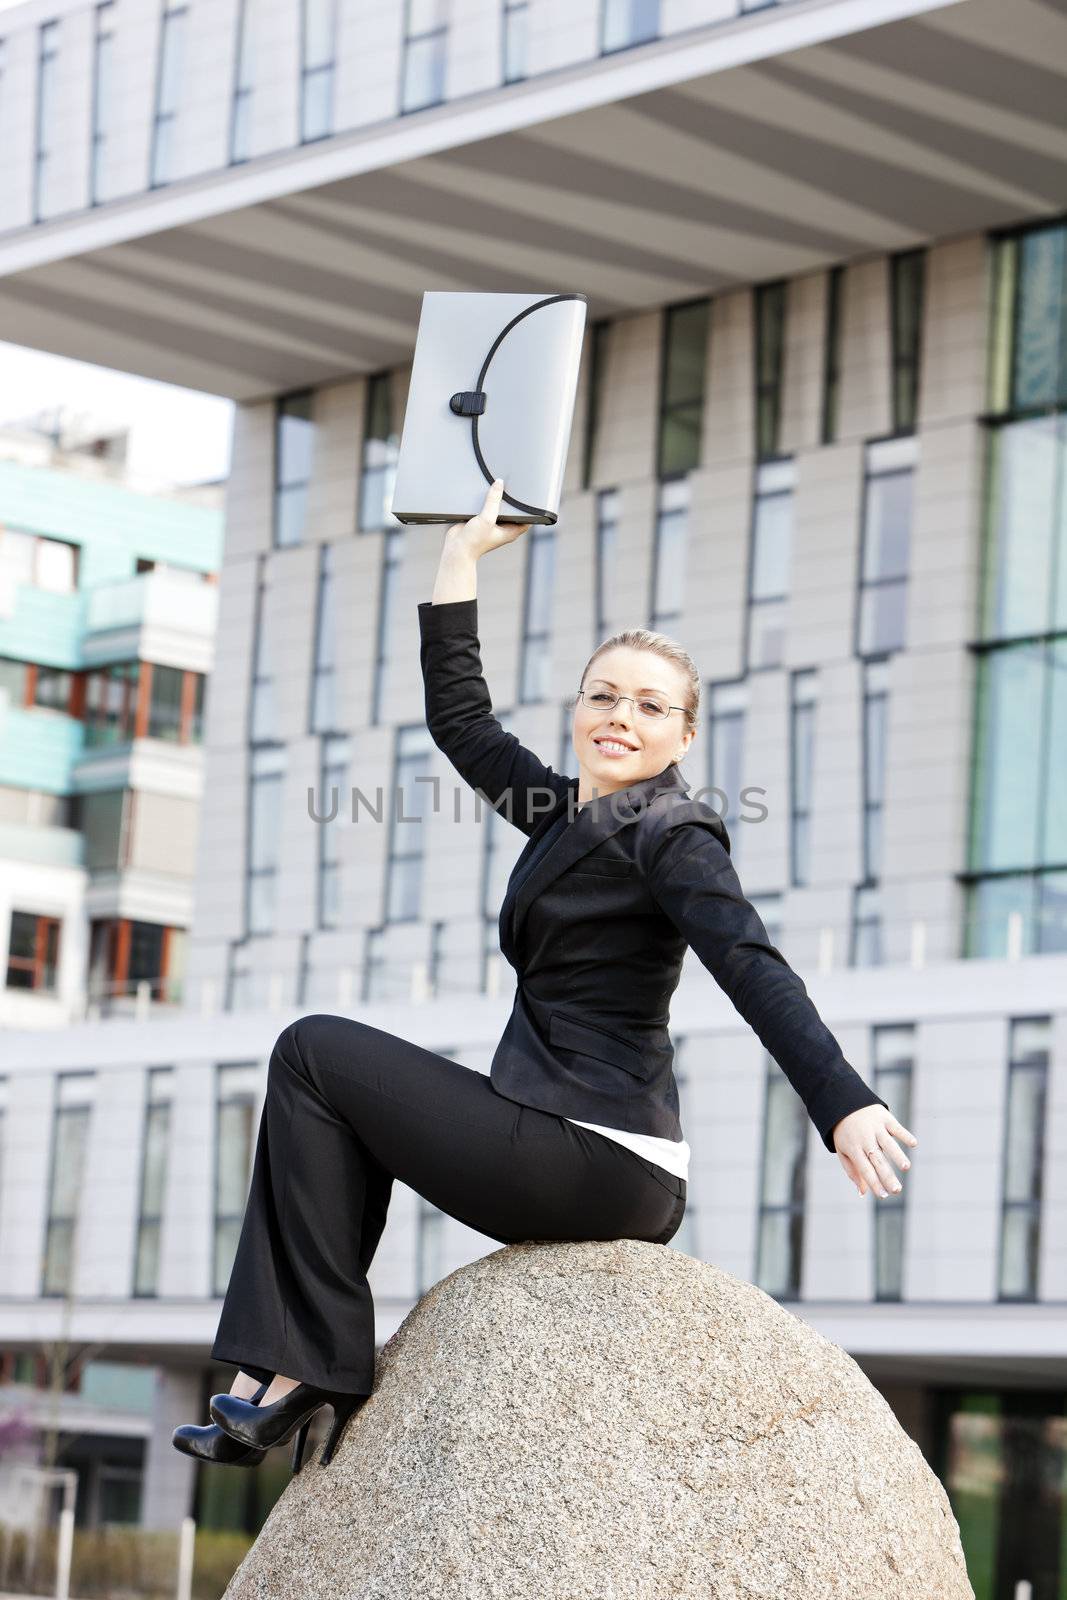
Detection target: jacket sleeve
<box><xmin>418</xmin><ymin>596</ymin><xmax>574</xmax><ymax>836</ymax></box>
<box><xmin>645</xmin><ymin>808</ymin><xmax>888</xmax><ymax>1153</ymax></box>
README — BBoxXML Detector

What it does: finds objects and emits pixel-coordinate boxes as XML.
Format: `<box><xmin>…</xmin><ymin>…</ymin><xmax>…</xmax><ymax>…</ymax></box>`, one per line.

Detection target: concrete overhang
<box><xmin>0</xmin><ymin>0</ymin><xmax>1062</xmax><ymax>401</ymax></box>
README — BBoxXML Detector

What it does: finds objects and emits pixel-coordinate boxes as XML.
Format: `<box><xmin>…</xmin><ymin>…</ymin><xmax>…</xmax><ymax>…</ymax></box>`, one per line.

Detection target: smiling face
<box><xmin>573</xmin><ymin>645</ymin><xmax>696</xmax><ymax>805</ymax></box>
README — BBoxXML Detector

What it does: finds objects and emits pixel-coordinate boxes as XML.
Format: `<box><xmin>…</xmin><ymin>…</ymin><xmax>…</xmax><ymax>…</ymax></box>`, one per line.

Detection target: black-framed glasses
<box><xmin>576</xmin><ymin>687</ymin><xmax>686</xmax><ymax>721</ymax></box>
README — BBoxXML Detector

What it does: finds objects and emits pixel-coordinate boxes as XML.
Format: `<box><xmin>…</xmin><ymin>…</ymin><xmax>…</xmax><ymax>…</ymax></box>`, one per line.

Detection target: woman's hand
<box><xmin>446</xmin><ymin>478</ymin><xmax>531</xmax><ymax>560</ymax></box>
<box><xmin>833</xmin><ymin>1105</ymin><xmax>917</xmax><ymax>1198</ymax></box>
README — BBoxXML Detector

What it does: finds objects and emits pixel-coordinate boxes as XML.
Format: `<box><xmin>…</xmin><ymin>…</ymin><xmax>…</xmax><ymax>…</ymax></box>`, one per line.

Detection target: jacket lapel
<box><xmin>502</xmin><ymin>762</ymin><xmax>690</xmax><ymax>958</ymax></box>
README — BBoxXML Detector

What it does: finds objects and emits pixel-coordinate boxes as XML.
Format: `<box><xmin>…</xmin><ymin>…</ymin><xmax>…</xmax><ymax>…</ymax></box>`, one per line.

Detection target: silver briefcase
<box><xmin>390</xmin><ymin>290</ymin><xmax>588</xmax><ymax>527</ymax></box>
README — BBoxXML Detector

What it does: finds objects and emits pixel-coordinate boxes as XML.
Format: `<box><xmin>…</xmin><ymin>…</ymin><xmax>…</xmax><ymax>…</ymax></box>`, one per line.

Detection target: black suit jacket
<box><xmin>418</xmin><ymin>597</ymin><xmax>887</xmax><ymax>1151</ymax></box>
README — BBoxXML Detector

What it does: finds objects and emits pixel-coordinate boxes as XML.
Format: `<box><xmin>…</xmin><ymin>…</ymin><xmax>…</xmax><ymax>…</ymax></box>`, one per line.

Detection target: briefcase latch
<box><xmin>449</xmin><ymin>390</ymin><xmax>487</xmax><ymax>416</ymax></box>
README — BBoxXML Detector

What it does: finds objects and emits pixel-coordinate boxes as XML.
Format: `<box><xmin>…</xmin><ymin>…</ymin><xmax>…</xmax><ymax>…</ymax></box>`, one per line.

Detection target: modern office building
<box><xmin>0</xmin><ymin>416</ymin><xmax>223</xmax><ymax>1027</ymax></box>
<box><xmin>0</xmin><ymin>0</ymin><xmax>1064</xmax><ymax>1588</ymax></box>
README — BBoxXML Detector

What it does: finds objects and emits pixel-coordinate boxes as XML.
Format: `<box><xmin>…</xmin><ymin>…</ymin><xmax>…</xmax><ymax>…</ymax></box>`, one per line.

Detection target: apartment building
<box><xmin>0</xmin><ymin>0</ymin><xmax>1063</xmax><ymax>1587</ymax></box>
<box><xmin>0</xmin><ymin>417</ymin><xmax>223</xmax><ymax>1027</ymax></box>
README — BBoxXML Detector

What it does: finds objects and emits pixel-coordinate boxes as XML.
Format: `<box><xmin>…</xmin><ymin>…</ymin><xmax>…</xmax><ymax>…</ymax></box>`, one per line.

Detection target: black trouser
<box><xmin>210</xmin><ymin>1012</ymin><xmax>687</xmax><ymax>1395</ymax></box>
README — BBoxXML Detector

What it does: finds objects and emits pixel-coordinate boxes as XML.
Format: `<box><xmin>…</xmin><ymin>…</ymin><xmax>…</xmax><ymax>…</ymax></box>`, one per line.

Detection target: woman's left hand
<box><xmin>833</xmin><ymin>1105</ymin><xmax>917</xmax><ymax>1198</ymax></box>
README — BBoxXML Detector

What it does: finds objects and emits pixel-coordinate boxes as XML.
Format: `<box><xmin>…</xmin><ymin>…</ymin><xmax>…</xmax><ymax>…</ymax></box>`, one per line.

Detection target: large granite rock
<box><xmin>222</xmin><ymin>1239</ymin><xmax>974</xmax><ymax>1599</ymax></box>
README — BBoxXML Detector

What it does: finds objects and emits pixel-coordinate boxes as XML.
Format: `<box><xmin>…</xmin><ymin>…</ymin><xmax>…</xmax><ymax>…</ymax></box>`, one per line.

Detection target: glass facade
<box><xmin>871</xmin><ymin>1024</ymin><xmax>913</xmax><ymax>1301</ymax></box>
<box><xmin>385</xmin><ymin>725</ymin><xmax>435</xmax><ymax>922</ymax></box>
<box><xmin>90</xmin><ymin>2</ymin><xmax>115</xmax><ymax>204</ymax></box>
<box><xmin>602</xmin><ymin>0</ymin><xmax>659</xmax><ymax>53</ymax></box>
<box><xmin>754</xmin><ymin>280</ymin><xmax>786</xmax><ymax>460</ymax></box>
<box><xmin>358</xmin><ymin>373</ymin><xmax>400</xmax><ymax>532</ymax></box>
<box><xmin>649</xmin><ymin>477</ymin><xmax>688</xmax><ymax>631</ymax></box>
<box><xmin>966</xmin><ymin>220</ymin><xmax>1067</xmax><ymax>958</ymax></box>
<box><xmin>789</xmin><ymin>669</ymin><xmax>817</xmax><ymax>888</ymax></box>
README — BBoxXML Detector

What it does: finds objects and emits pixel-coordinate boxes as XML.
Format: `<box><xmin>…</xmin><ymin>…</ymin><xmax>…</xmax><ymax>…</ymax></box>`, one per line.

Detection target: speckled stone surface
<box><xmin>222</xmin><ymin>1239</ymin><xmax>975</xmax><ymax>1600</ymax></box>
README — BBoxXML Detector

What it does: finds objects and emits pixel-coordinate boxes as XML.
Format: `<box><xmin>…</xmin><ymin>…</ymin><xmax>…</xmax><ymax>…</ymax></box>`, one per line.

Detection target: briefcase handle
<box><xmin>448</xmin><ymin>292</ymin><xmax>586</xmax><ymax>521</ymax></box>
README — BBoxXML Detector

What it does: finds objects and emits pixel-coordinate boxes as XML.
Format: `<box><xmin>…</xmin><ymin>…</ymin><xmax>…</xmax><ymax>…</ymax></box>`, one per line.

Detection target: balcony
<box><xmin>84</xmin><ymin>568</ymin><xmax>217</xmax><ymax>670</ymax></box>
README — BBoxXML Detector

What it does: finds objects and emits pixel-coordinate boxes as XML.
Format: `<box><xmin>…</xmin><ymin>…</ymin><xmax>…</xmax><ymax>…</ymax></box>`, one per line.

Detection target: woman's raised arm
<box><xmin>419</xmin><ymin>481</ymin><xmax>573</xmax><ymax>835</ymax></box>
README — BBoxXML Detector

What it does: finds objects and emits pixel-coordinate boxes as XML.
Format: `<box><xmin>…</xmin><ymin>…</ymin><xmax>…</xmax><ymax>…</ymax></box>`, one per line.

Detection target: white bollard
<box><xmin>176</xmin><ymin>1514</ymin><xmax>196</xmax><ymax>1600</ymax></box>
<box><xmin>135</xmin><ymin>979</ymin><xmax>151</xmax><ymax>1020</ymax></box>
<box><xmin>1006</xmin><ymin>909</ymin><xmax>1024</xmax><ymax>962</ymax></box>
<box><xmin>337</xmin><ymin>966</ymin><xmax>354</xmax><ymax>1010</ymax></box>
<box><xmin>1014</xmin><ymin>1581</ymin><xmax>1032</xmax><ymax>1600</ymax></box>
<box><xmin>200</xmin><ymin>978</ymin><xmax>217</xmax><ymax>1016</ymax></box>
<box><xmin>817</xmin><ymin>926</ymin><xmax>834</xmax><ymax>975</ymax></box>
<box><xmin>54</xmin><ymin>1505</ymin><xmax>74</xmax><ymax>1600</ymax></box>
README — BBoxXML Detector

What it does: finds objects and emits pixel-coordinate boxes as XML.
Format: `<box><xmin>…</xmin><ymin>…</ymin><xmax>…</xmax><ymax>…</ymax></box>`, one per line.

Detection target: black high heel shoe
<box><xmin>172</xmin><ymin>1379</ymin><xmax>271</xmax><ymax>1468</ymax></box>
<box><xmin>210</xmin><ymin>1381</ymin><xmax>367</xmax><ymax>1468</ymax></box>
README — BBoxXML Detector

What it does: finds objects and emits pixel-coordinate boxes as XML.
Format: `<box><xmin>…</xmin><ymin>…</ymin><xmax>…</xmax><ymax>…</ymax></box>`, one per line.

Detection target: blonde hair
<box><xmin>575</xmin><ymin>629</ymin><xmax>700</xmax><ymax>739</ymax></box>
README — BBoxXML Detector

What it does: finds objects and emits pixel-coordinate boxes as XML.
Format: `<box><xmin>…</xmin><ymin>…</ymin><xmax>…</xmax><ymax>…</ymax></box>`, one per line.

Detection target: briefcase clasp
<box><xmin>449</xmin><ymin>390</ymin><xmax>487</xmax><ymax>416</ymax></box>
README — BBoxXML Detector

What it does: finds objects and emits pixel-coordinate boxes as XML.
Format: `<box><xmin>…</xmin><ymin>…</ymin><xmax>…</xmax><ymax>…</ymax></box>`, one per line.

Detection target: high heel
<box><xmin>172</xmin><ymin>1379</ymin><xmax>271</xmax><ymax>1467</ymax></box>
<box><xmin>210</xmin><ymin>1381</ymin><xmax>368</xmax><ymax>1468</ymax></box>
<box><xmin>291</xmin><ymin>1417</ymin><xmax>312</xmax><ymax>1474</ymax></box>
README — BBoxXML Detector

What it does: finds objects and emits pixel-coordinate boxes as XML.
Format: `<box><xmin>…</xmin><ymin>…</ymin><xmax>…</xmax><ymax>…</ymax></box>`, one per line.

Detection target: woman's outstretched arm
<box><xmin>419</xmin><ymin>480</ymin><xmax>573</xmax><ymax>835</ymax></box>
<box><xmin>643</xmin><ymin>805</ymin><xmax>917</xmax><ymax>1197</ymax></box>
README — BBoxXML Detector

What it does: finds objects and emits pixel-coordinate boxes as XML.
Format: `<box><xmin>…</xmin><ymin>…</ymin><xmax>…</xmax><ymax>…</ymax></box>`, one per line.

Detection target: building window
<box><xmin>133</xmin><ymin>1067</ymin><xmax>174</xmax><ymax>1296</ymax></box>
<box><xmin>309</xmin><ymin>543</ymin><xmax>337</xmax><ymax>733</ymax></box>
<box><xmin>789</xmin><ymin>670</ymin><xmax>817</xmax><ymax>889</ymax></box>
<box><xmin>582</xmin><ymin>320</ymin><xmax>609</xmax><ymax>490</ymax></box>
<box><xmin>754</xmin><ymin>1053</ymin><xmax>807</xmax><ymax>1300</ymax></box>
<box><xmin>84</xmin><ymin>661</ymin><xmax>140</xmax><ymax>746</ymax></box>
<box><xmin>856</xmin><ymin>435</ymin><xmax>915</xmax><ymax>657</ymax></box>
<box><xmin>502</xmin><ymin>0</ymin><xmax>527</xmax><ymax>82</ymax></box>
<box><xmin>851</xmin><ymin>655</ymin><xmax>888</xmax><ymax>965</ymax></box>
<box><xmin>75</xmin><ymin>789</ymin><xmax>134</xmax><ymax>873</ymax></box>
<box><xmin>519</xmin><ymin>527</ymin><xmax>556</xmax><ymax>701</ymax></box>
<box><xmin>6</xmin><ymin>910</ymin><xmax>61</xmax><ymax>993</ymax></box>
<box><xmin>754</xmin><ymin>280</ymin><xmax>787</xmax><ymax>460</ymax></box>
<box><xmin>385</xmin><ymin>725</ymin><xmax>434</xmax><ymax>922</ymax></box>
<box><xmin>707</xmin><ymin>681</ymin><xmax>746</xmax><ymax>864</ymax></box>
<box><xmin>213</xmin><ymin>1064</ymin><xmax>260</xmax><ymax>1296</ymax></box>
<box><xmin>230</xmin><ymin>0</ymin><xmax>259</xmax><ymax>163</ymax></box>
<box><xmin>998</xmin><ymin>1017</ymin><xmax>1049</xmax><ymax>1301</ymax></box>
<box><xmin>401</xmin><ymin>0</ymin><xmax>447</xmax><ymax>114</ymax></box>
<box><xmin>34</xmin><ymin>20</ymin><xmax>60</xmax><ymax>222</ymax></box>
<box><xmin>146</xmin><ymin>663</ymin><xmax>204</xmax><ymax>742</ymax></box>
<box><xmin>88</xmin><ymin>918</ymin><xmax>185</xmax><ymax>1008</ymax></box>
<box><xmin>871</xmin><ymin>1024</ymin><xmax>913</xmax><ymax>1301</ymax></box>
<box><xmin>371</xmin><ymin>528</ymin><xmax>405</xmax><ymax>726</ymax></box>
<box><xmin>89</xmin><ymin>3</ymin><xmax>115</xmax><ymax>204</ymax></box>
<box><xmin>820</xmin><ymin>264</ymin><xmax>844</xmax><ymax>446</ymax></box>
<box><xmin>657</xmin><ymin>298</ymin><xmax>710</xmax><ymax>480</ymax></box>
<box><xmin>358</xmin><ymin>373</ymin><xmax>400</xmax><ymax>532</ymax></box>
<box><xmin>249</xmin><ymin>567</ymin><xmax>276</xmax><ymax>743</ymax></box>
<box><xmin>989</xmin><ymin>222</ymin><xmax>1067</xmax><ymax>417</ymax></box>
<box><xmin>317</xmin><ymin>733</ymin><xmax>351</xmax><ymax>929</ymax></box>
<box><xmin>247</xmin><ymin>743</ymin><xmax>285</xmax><ymax>936</ymax></box>
<box><xmin>42</xmin><ymin>1074</ymin><xmax>96</xmax><ymax>1297</ymax></box>
<box><xmin>150</xmin><ymin>0</ymin><xmax>188</xmax><ymax>188</ymax></box>
<box><xmin>966</xmin><ymin>220</ymin><xmax>1067</xmax><ymax>960</ymax></box>
<box><xmin>889</xmin><ymin>248</ymin><xmax>925</xmax><ymax>435</ymax></box>
<box><xmin>416</xmin><ymin>1196</ymin><xmax>446</xmax><ymax>1293</ymax></box>
<box><xmin>0</xmin><ymin>1076</ymin><xmax>7</xmax><ymax>1231</ymax></box>
<box><xmin>274</xmin><ymin>390</ymin><xmax>314</xmax><ymax>546</ymax></box>
<box><xmin>601</xmin><ymin>0</ymin><xmax>659</xmax><ymax>53</ymax></box>
<box><xmin>745</xmin><ymin>457</ymin><xmax>794</xmax><ymax>670</ymax></box>
<box><xmin>594</xmin><ymin>487</ymin><xmax>620</xmax><ymax>637</ymax></box>
<box><xmin>301</xmin><ymin>0</ymin><xmax>337</xmax><ymax>142</ymax></box>
<box><xmin>649</xmin><ymin>477</ymin><xmax>688</xmax><ymax>632</ymax></box>
<box><xmin>0</xmin><ymin>527</ymin><xmax>78</xmax><ymax>594</ymax></box>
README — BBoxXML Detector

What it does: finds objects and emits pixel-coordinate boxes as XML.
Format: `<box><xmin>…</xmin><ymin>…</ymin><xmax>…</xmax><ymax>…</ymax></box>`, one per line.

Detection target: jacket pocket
<box><xmin>549</xmin><ymin>1010</ymin><xmax>647</xmax><ymax>1078</ymax></box>
<box><xmin>569</xmin><ymin>856</ymin><xmax>632</xmax><ymax>877</ymax></box>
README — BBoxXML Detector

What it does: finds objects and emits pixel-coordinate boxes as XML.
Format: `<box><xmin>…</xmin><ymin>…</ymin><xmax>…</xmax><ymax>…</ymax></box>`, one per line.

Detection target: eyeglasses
<box><xmin>576</xmin><ymin>688</ymin><xmax>686</xmax><ymax>722</ymax></box>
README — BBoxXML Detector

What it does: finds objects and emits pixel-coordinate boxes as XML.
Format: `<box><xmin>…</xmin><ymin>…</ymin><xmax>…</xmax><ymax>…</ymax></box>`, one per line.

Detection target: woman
<box><xmin>174</xmin><ymin>479</ymin><xmax>917</xmax><ymax>1476</ymax></box>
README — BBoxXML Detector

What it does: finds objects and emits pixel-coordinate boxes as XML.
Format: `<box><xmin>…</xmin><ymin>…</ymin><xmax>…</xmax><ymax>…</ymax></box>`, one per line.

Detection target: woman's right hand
<box><xmin>446</xmin><ymin>479</ymin><xmax>531</xmax><ymax>560</ymax></box>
